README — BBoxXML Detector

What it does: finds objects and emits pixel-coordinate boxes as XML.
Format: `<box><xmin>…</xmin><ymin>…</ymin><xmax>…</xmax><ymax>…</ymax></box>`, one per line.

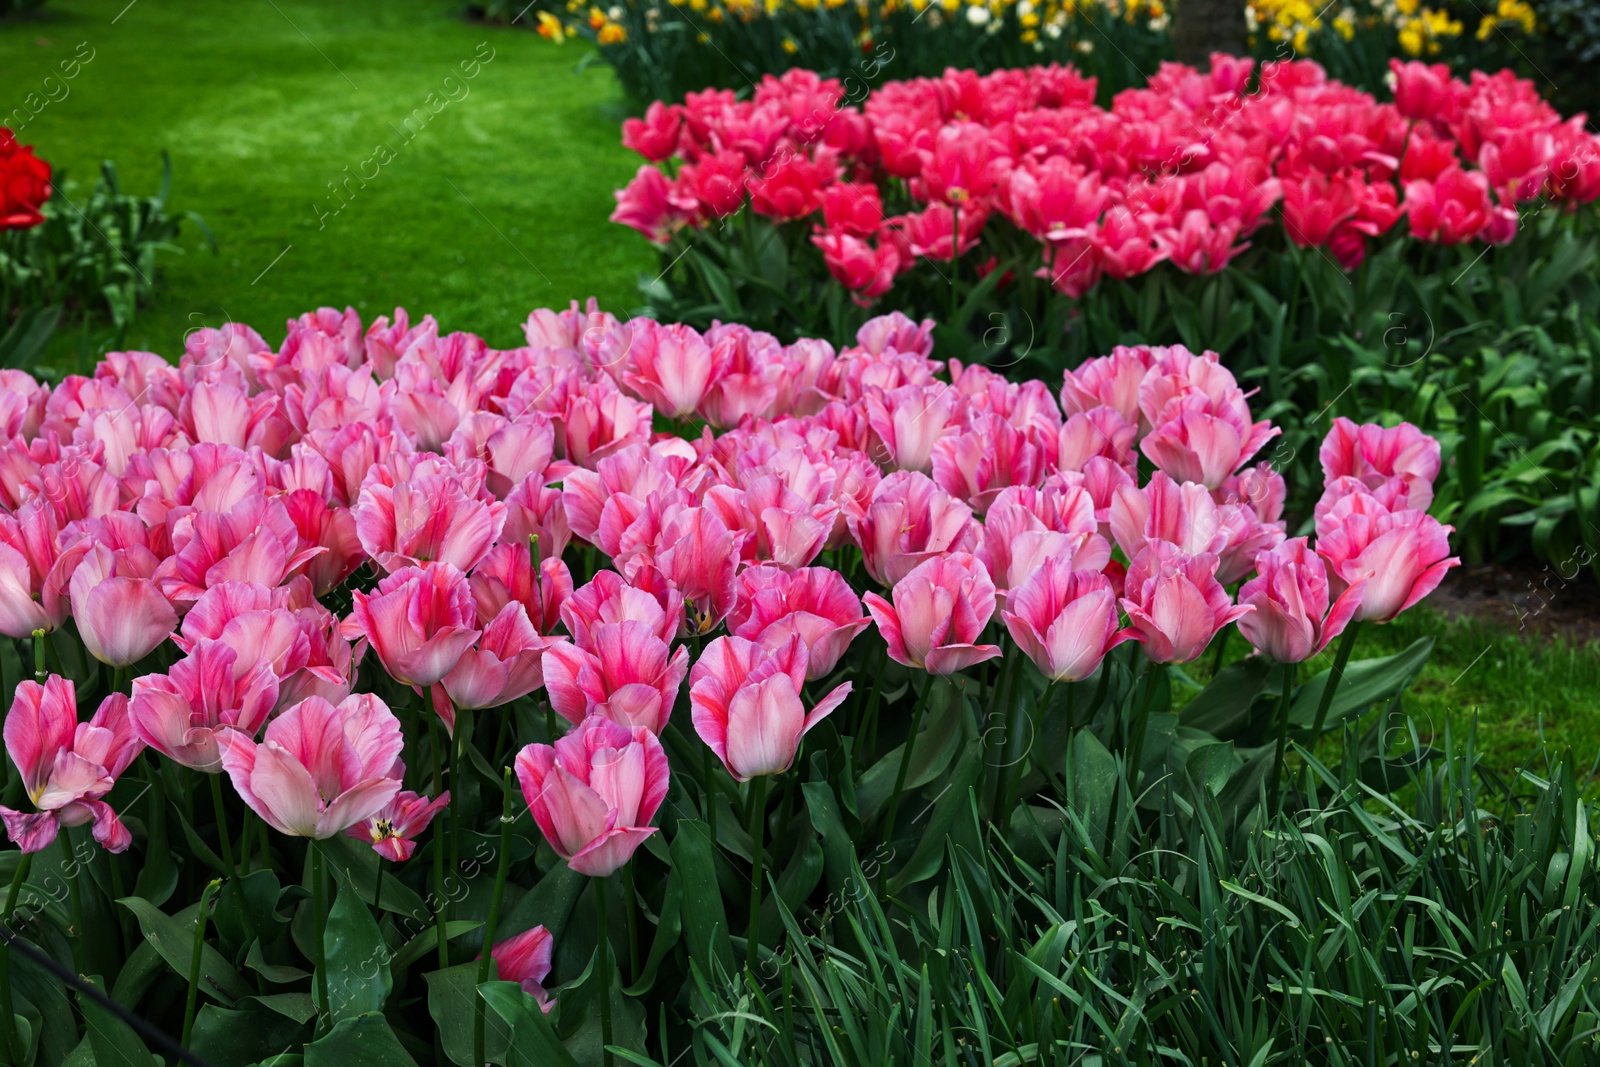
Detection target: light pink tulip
<box><xmin>560</xmin><ymin>570</ymin><xmax>684</xmax><ymax>652</ymax></box>
<box><xmin>863</xmin><ymin>553</ymin><xmax>1002</xmax><ymax>675</ymax></box>
<box><xmin>1055</xmin><ymin>406</ymin><xmax>1138</xmax><ymax>474</ymax></box>
<box><xmin>1001</xmin><ymin>560</ymin><xmax>1137</xmax><ymax>681</ymax></box>
<box><xmin>348</xmin><ymin>563</ymin><xmax>481</xmax><ymax>689</ymax></box>
<box><xmin>542</xmin><ymin>621</ymin><xmax>689</xmax><ymax>734</ymax></box>
<box><xmin>0</xmin><ymin>501</ymin><xmax>80</xmax><ymax>638</ymax></box>
<box><xmin>647</xmin><ymin>506</ymin><xmax>743</xmax><ymax>635</ymax></box>
<box><xmin>514</xmin><ymin>715</ymin><xmax>669</xmax><ymax>877</ymax></box>
<box><xmin>439</xmin><ymin>602</ymin><xmax>556</xmax><ymax>712</ymax></box>
<box><xmin>619</xmin><ymin>321</ymin><xmax>725</xmax><ymax>420</ymax></box>
<box><xmin>470</xmin><ymin>542</ymin><xmax>574</xmax><ymax>635</ymax></box>
<box><xmin>1139</xmin><ymin>393</ymin><xmax>1280</xmax><ymax>490</ymax></box>
<box><xmin>865</xmin><ymin>383</ymin><xmax>965</xmax><ymax>473</ymax></box>
<box><xmin>849</xmin><ymin>470</ymin><xmax>980</xmax><ymax>587</ymax></box>
<box><xmin>159</xmin><ymin>496</ymin><xmax>320</xmax><ymax>608</ymax></box>
<box><xmin>1237</xmin><ymin>538</ymin><xmax>1366</xmax><ymax>662</ymax></box>
<box><xmin>131</xmin><ymin>640</ymin><xmax>281</xmax><ymax>771</ymax></box>
<box><xmin>729</xmin><ymin>565</ymin><xmax>870</xmax><ymax>678</ymax></box>
<box><xmin>0</xmin><ymin>677</ymin><xmax>143</xmax><ymax>853</ymax></box>
<box><xmin>1316</xmin><ymin>507</ymin><xmax>1459</xmax><ymax>622</ymax></box>
<box><xmin>930</xmin><ymin>412</ymin><xmax>1047</xmax><ymax>514</ymax></box>
<box><xmin>689</xmin><ymin>635</ymin><xmax>851</xmax><ymax>780</ymax></box>
<box><xmin>483</xmin><ymin>926</ymin><xmax>555</xmax><ymax>1012</ymax></box>
<box><xmin>1119</xmin><ymin>543</ymin><xmax>1252</xmax><ymax>664</ymax></box>
<box><xmin>218</xmin><ymin>693</ymin><xmax>404</xmax><ymax>839</ymax></box>
<box><xmin>346</xmin><ymin>789</ymin><xmax>450</xmax><ymax>862</ymax></box>
<box><xmin>1318</xmin><ymin>417</ymin><xmax>1442</xmax><ymax>513</ymax></box>
<box><xmin>354</xmin><ymin>454</ymin><xmax>505</xmax><ymax>574</ymax></box>
<box><xmin>175</xmin><ymin>582</ymin><xmax>311</xmax><ymax>680</ymax></box>
<box><xmin>69</xmin><ymin>542</ymin><xmax>180</xmax><ymax>668</ymax></box>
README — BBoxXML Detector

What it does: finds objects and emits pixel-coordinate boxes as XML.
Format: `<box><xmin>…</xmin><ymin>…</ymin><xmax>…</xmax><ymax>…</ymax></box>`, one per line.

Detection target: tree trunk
<box><xmin>1171</xmin><ymin>0</ymin><xmax>1247</xmax><ymax>67</ymax></box>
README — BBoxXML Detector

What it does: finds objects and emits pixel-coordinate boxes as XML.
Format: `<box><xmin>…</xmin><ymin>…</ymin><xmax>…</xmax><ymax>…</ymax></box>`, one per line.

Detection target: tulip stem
<box><xmin>310</xmin><ymin>840</ymin><xmax>330</xmax><ymax>1036</ymax></box>
<box><xmin>30</xmin><ymin>629</ymin><xmax>45</xmax><ymax>683</ymax></box>
<box><xmin>0</xmin><ymin>853</ymin><xmax>33</xmax><ymax>1067</ymax></box>
<box><xmin>429</xmin><ymin>716</ymin><xmax>449</xmax><ymax>969</ymax></box>
<box><xmin>1308</xmin><ymin>623</ymin><xmax>1361</xmax><ymax>741</ymax></box>
<box><xmin>621</xmin><ymin>862</ymin><xmax>640</xmax><ymax>982</ymax></box>
<box><xmin>58</xmin><ymin>831</ymin><xmax>82</xmax><ymax>967</ymax></box>
<box><xmin>1268</xmin><ymin>660</ymin><xmax>1297</xmax><ymax>815</ymax></box>
<box><xmin>701</xmin><ymin>744</ymin><xmax>718</xmax><ymax>845</ymax></box>
<box><xmin>373</xmin><ymin>860</ymin><xmax>384</xmax><ymax>913</ymax></box>
<box><xmin>448</xmin><ymin>706</ymin><xmax>467</xmax><ymax>924</ymax></box>
<box><xmin>1124</xmin><ymin>660</ymin><xmax>1164</xmax><ymax>799</ymax></box>
<box><xmin>593</xmin><ymin>877</ymin><xmax>614</xmax><ymax>1067</ymax></box>
<box><xmin>181</xmin><ymin>878</ymin><xmax>221</xmax><ymax>1048</ymax></box>
<box><xmin>745</xmin><ymin>774</ymin><xmax>769</xmax><ymax>973</ymax></box>
<box><xmin>854</xmin><ymin>642</ymin><xmax>889</xmax><ymax>775</ymax></box>
<box><xmin>878</xmin><ymin>678</ymin><xmax>931</xmax><ymax>860</ymax></box>
<box><xmin>208</xmin><ymin>772</ymin><xmax>236</xmax><ymax>879</ymax></box>
<box><xmin>949</xmin><ymin>202</ymin><xmax>961</xmax><ymax>322</ymax></box>
<box><xmin>474</xmin><ymin>769</ymin><xmax>515</xmax><ymax>1067</ymax></box>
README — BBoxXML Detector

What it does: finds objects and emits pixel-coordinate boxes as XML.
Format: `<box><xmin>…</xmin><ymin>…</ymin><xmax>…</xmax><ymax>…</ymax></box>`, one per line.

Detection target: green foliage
<box><xmin>0</xmin><ymin>157</ymin><xmax>210</xmax><ymax>367</ymax></box>
<box><xmin>653</xmin><ymin>725</ymin><xmax>1600</xmax><ymax>1065</ymax></box>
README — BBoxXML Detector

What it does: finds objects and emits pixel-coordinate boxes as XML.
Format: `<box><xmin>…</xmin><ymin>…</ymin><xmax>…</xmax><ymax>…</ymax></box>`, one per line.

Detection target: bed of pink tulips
<box><xmin>614</xmin><ymin>56</ymin><xmax>1600</xmax><ymax>302</ymax></box>
<box><xmin>0</xmin><ymin>300</ymin><xmax>1456</xmax><ymax>1064</ymax></box>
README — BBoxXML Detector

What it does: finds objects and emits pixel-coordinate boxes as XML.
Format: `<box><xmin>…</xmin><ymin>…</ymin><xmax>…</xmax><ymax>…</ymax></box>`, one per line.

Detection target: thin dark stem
<box><xmin>622</xmin><ymin>862</ymin><xmax>640</xmax><ymax>983</ymax></box>
<box><xmin>59</xmin><ymin>831</ymin><xmax>82</xmax><ymax>967</ymax></box>
<box><xmin>208</xmin><ymin>772</ymin><xmax>236</xmax><ymax>879</ymax></box>
<box><xmin>448</xmin><ymin>706</ymin><xmax>467</xmax><ymax>924</ymax></box>
<box><xmin>745</xmin><ymin>774</ymin><xmax>769</xmax><ymax>973</ymax></box>
<box><xmin>1308</xmin><ymin>623</ymin><xmax>1362</xmax><ymax>741</ymax></box>
<box><xmin>474</xmin><ymin>769</ymin><xmax>515</xmax><ymax>1067</ymax></box>
<box><xmin>878</xmin><ymin>679</ymin><xmax>931</xmax><ymax>852</ymax></box>
<box><xmin>1124</xmin><ymin>660</ymin><xmax>1165</xmax><ymax>799</ymax></box>
<box><xmin>181</xmin><ymin>879</ymin><xmax>221</xmax><ymax>1048</ymax></box>
<box><xmin>310</xmin><ymin>840</ymin><xmax>330</xmax><ymax>1037</ymax></box>
<box><xmin>429</xmin><ymin>716</ymin><xmax>449</xmax><ymax>969</ymax></box>
<box><xmin>854</xmin><ymin>642</ymin><xmax>889</xmax><ymax>774</ymax></box>
<box><xmin>1268</xmin><ymin>659</ymin><xmax>1297</xmax><ymax>815</ymax></box>
<box><xmin>701</xmin><ymin>743</ymin><xmax>719</xmax><ymax>845</ymax></box>
<box><xmin>0</xmin><ymin>853</ymin><xmax>33</xmax><ymax>1065</ymax></box>
<box><xmin>594</xmin><ymin>877</ymin><xmax>615</xmax><ymax>1067</ymax></box>
<box><xmin>373</xmin><ymin>860</ymin><xmax>384</xmax><ymax>913</ymax></box>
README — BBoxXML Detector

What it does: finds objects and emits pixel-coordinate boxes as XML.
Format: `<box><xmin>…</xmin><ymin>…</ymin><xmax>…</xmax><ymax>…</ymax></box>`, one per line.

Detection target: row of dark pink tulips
<box><xmin>0</xmin><ymin>301</ymin><xmax>1454</xmax><ymax>1060</ymax></box>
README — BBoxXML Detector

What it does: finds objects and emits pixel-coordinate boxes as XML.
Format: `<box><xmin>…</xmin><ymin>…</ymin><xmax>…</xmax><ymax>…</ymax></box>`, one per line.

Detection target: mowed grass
<box><xmin>0</xmin><ymin>0</ymin><xmax>657</xmax><ymax>359</ymax></box>
<box><xmin>3</xmin><ymin>0</ymin><xmax>1597</xmax><ymax>774</ymax></box>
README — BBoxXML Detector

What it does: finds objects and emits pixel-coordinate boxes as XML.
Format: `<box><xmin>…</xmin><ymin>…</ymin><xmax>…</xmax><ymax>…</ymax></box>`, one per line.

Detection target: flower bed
<box><xmin>0</xmin><ymin>300</ymin><xmax>1466</xmax><ymax>1063</ymax></box>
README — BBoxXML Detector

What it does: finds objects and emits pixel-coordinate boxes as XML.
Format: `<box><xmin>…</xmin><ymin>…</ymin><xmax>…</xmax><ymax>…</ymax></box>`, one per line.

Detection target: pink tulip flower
<box><xmin>865</xmin><ymin>383</ymin><xmax>965</xmax><ymax>473</ymax></box>
<box><xmin>1001</xmin><ymin>559</ymin><xmax>1137</xmax><ymax>681</ymax></box>
<box><xmin>689</xmin><ymin>635</ymin><xmax>852</xmax><ymax>781</ymax></box>
<box><xmin>348</xmin><ymin>563</ymin><xmax>481</xmax><ymax>690</ymax></box>
<box><xmin>439</xmin><ymin>602</ymin><xmax>556</xmax><ymax>713</ymax></box>
<box><xmin>729</xmin><ymin>565</ymin><xmax>870</xmax><ymax>679</ymax></box>
<box><xmin>561</xmin><ymin>569</ymin><xmax>684</xmax><ymax>652</ymax></box>
<box><xmin>850</xmin><ymin>471</ymin><xmax>980</xmax><ymax>587</ymax></box>
<box><xmin>354</xmin><ymin>455</ymin><xmax>506</xmax><ymax>574</ymax></box>
<box><xmin>515</xmin><ymin>715</ymin><xmax>669</xmax><ymax>877</ymax></box>
<box><xmin>0</xmin><ymin>677</ymin><xmax>143</xmax><ymax>853</ymax></box>
<box><xmin>1316</xmin><ymin>507</ymin><xmax>1459</xmax><ymax>622</ymax></box>
<box><xmin>131</xmin><ymin>640</ymin><xmax>281</xmax><ymax>771</ymax></box>
<box><xmin>69</xmin><ymin>542</ymin><xmax>179</xmax><ymax>668</ymax></box>
<box><xmin>0</xmin><ymin>501</ymin><xmax>81</xmax><ymax>638</ymax></box>
<box><xmin>648</xmin><ymin>506</ymin><xmax>743</xmax><ymax>635</ymax></box>
<box><xmin>483</xmin><ymin>926</ymin><xmax>555</xmax><ymax>1012</ymax></box>
<box><xmin>218</xmin><ymin>693</ymin><xmax>405</xmax><ymax>839</ymax></box>
<box><xmin>1318</xmin><ymin>417</ymin><xmax>1442</xmax><ymax>514</ymax></box>
<box><xmin>1139</xmin><ymin>392</ymin><xmax>1280</xmax><ymax>490</ymax></box>
<box><xmin>347</xmin><ymin>789</ymin><xmax>450</xmax><ymax>862</ymax></box>
<box><xmin>1119</xmin><ymin>543</ymin><xmax>1252</xmax><ymax>664</ymax></box>
<box><xmin>542</xmin><ymin>621</ymin><xmax>689</xmax><ymax>734</ymax></box>
<box><xmin>863</xmin><ymin>553</ymin><xmax>1002</xmax><ymax>675</ymax></box>
<box><xmin>470</xmin><ymin>542</ymin><xmax>574</xmax><ymax>635</ymax></box>
<box><xmin>1237</xmin><ymin>538</ymin><xmax>1367</xmax><ymax>663</ymax></box>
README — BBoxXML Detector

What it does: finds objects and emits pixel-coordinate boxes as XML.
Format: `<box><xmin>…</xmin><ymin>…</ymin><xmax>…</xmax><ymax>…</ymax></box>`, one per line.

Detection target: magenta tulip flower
<box><xmin>1001</xmin><ymin>559</ymin><xmax>1137</xmax><ymax>681</ymax></box>
<box><xmin>483</xmin><ymin>926</ymin><xmax>555</xmax><ymax>1012</ymax></box>
<box><xmin>728</xmin><ymin>565</ymin><xmax>870</xmax><ymax>679</ymax></box>
<box><xmin>439</xmin><ymin>602</ymin><xmax>556</xmax><ymax>713</ymax></box>
<box><xmin>1316</xmin><ymin>507</ymin><xmax>1459</xmax><ymax>623</ymax></box>
<box><xmin>689</xmin><ymin>635</ymin><xmax>852</xmax><ymax>781</ymax></box>
<box><xmin>217</xmin><ymin>693</ymin><xmax>404</xmax><ymax>839</ymax></box>
<box><xmin>346</xmin><ymin>788</ymin><xmax>450</xmax><ymax>862</ymax></box>
<box><xmin>130</xmin><ymin>639</ymin><xmax>281</xmax><ymax>772</ymax></box>
<box><xmin>541</xmin><ymin>620</ymin><xmax>689</xmax><ymax>734</ymax></box>
<box><xmin>514</xmin><ymin>715</ymin><xmax>669</xmax><ymax>877</ymax></box>
<box><xmin>69</xmin><ymin>542</ymin><xmax>179</xmax><ymax>668</ymax></box>
<box><xmin>348</xmin><ymin>563</ymin><xmax>481</xmax><ymax>690</ymax></box>
<box><xmin>1237</xmin><ymin>538</ymin><xmax>1367</xmax><ymax>662</ymax></box>
<box><xmin>863</xmin><ymin>552</ymin><xmax>1002</xmax><ymax>675</ymax></box>
<box><xmin>1119</xmin><ymin>542</ymin><xmax>1253</xmax><ymax>664</ymax></box>
<box><xmin>0</xmin><ymin>676</ymin><xmax>144</xmax><ymax>853</ymax></box>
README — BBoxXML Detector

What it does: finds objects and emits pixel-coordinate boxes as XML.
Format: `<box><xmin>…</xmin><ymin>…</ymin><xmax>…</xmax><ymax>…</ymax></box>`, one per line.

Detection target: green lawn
<box><xmin>0</xmin><ymin>0</ymin><xmax>655</xmax><ymax>356</ymax></box>
<box><xmin>4</xmin><ymin>0</ymin><xmax>1598</xmax><ymax>776</ymax></box>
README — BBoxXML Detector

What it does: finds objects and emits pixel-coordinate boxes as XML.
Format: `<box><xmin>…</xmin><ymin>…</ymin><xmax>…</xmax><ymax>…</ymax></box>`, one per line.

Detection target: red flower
<box><xmin>0</xmin><ymin>129</ymin><xmax>51</xmax><ymax>231</ymax></box>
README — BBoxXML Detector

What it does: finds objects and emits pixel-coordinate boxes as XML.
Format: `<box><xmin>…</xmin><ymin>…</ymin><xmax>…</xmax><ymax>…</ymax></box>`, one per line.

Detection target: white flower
<box><xmin>965</xmin><ymin>4</ymin><xmax>991</xmax><ymax>23</ymax></box>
